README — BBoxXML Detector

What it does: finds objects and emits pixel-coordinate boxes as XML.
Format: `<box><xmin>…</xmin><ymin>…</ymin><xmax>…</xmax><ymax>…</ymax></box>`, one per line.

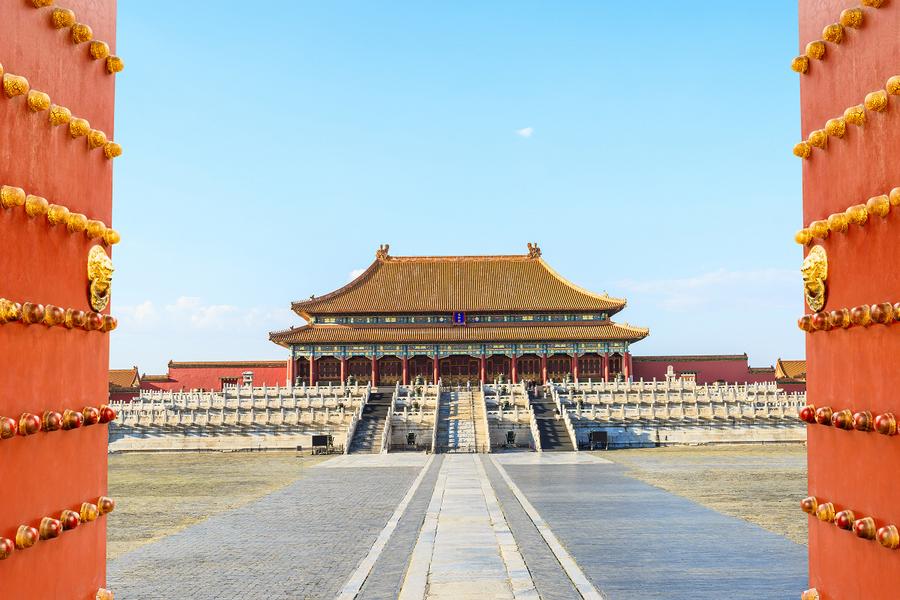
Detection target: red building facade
<box><xmin>632</xmin><ymin>354</ymin><xmax>776</xmax><ymax>385</ymax></box>
<box><xmin>109</xmin><ymin>366</ymin><xmax>140</xmax><ymax>402</ymax></box>
<box><xmin>140</xmin><ymin>360</ymin><xmax>287</xmax><ymax>392</ymax></box>
<box><xmin>0</xmin><ymin>2</ymin><xmax>122</xmax><ymax>597</ymax></box>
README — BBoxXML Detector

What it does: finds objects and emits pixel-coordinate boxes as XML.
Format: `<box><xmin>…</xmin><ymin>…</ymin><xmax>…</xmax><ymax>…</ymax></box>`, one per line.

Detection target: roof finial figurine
<box><xmin>376</xmin><ymin>244</ymin><xmax>390</xmax><ymax>260</ymax></box>
<box><xmin>527</xmin><ymin>242</ymin><xmax>541</xmax><ymax>258</ymax></box>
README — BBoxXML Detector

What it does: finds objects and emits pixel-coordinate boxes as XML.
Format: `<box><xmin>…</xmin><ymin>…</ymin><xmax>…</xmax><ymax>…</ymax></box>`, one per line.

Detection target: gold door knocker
<box><xmin>801</xmin><ymin>245</ymin><xmax>828</xmax><ymax>312</ymax></box>
<box><xmin>87</xmin><ymin>245</ymin><xmax>114</xmax><ymax>311</ymax></box>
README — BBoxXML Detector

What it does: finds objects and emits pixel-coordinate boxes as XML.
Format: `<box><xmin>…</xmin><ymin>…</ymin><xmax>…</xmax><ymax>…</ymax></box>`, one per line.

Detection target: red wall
<box><xmin>0</xmin><ymin>2</ymin><xmax>117</xmax><ymax>597</ymax></box>
<box><xmin>632</xmin><ymin>355</ymin><xmax>778</xmax><ymax>386</ymax></box>
<box><xmin>779</xmin><ymin>382</ymin><xmax>807</xmax><ymax>394</ymax></box>
<box><xmin>141</xmin><ymin>363</ymin><xmax>288</xmax><ymax>392</ymax></box>
<box><xmin>109</xmin><ymin>390</ymin><xmax>139</xmax><ymax>402</ymax></box>
<box><xmin>799</xmin><ymin>1</ymin><xmax>900</xmax><ymax>597</ymax></box>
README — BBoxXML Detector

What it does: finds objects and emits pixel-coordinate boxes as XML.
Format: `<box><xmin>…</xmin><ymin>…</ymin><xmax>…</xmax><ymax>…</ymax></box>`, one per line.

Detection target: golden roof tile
<box><xmin>775</xmin><ymin>358</ymin><xmax>807</xmax><ymax>381</ymax></box>
<box><xmin>291</xmin><ymin>247</ymin><xmax>626</xmax><ymax>316</ymax></box>
<box><xmin>108</xmin><ymin>366</ymin><xmax>140</xmax><ymax>389</ymax></box>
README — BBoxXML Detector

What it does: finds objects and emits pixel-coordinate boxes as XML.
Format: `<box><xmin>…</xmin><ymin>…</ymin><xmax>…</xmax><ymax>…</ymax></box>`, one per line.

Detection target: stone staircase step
<box><xmin>348</xmin><ymin>392</ymin><xmax>392</xmax><ymax>454</ymax></box>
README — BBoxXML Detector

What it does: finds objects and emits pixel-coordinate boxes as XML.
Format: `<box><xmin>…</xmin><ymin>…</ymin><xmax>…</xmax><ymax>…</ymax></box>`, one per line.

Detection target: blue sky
<box><xmin>110</xmin><ymin>1</ymin><xmax>803</xmax><ymax>373</ymax></box>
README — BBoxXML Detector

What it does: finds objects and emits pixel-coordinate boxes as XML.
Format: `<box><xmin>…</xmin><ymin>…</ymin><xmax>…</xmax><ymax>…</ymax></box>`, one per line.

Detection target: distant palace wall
<box><xmin>140</xmin><ymin>360</ymin><xmax>288</xmax><ymax>393</ymax></box>
<box><xmin>631</xmin><ymin>354</ymin><xmax>775</xmax><ymax>385</ymax></box>
<box><xmin>631</xmin><ymin>354</ymin><xmax>806</xmax><ymax>392</ymax></box>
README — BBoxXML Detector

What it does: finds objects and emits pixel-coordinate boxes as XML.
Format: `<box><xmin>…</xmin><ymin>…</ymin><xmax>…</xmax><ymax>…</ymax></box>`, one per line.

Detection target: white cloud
<box><xmin>348</xmin><ymin>267</ymin><xmax>366</xmax><ymax>282</ymax></box>
<box><xmin>164</xmin><ymin>296</ymin><xmax>202</xmax><ymax>312</ymax></box>
<box><xmin>112</xmin><ymin>297</ymin><xmax>300</xmax><ymax>372</ymax></box>
<box><xmin>117</xmin><ymin>296</ymin><xmax>295</xmax><ymax>333</ymax></box>
<box><xmin>515</xmin><ymin>126</ymin><xmax>534</xmax><ymax>138</ymax></box>
<box><xmin>616</xmin><ymin>268</ymin><xmax>795</xmax><ymax>312</ymax></box>
<box><xmin>612</xmin><ymin>268</ymin><xmax>804</xmax><ymax>366</ymax></box>
<box><xmin>188</xmin><ymin>304</ymin><xmax>238</xmax><ymax>329</ymax></box>
<box><xmin>132</xmin><ymin>300</ymin><xmax>158</xmax><ymax>324</ymax></box>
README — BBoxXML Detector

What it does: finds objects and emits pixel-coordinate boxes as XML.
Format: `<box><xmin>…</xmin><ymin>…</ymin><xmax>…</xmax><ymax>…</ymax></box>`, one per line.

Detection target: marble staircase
<box><xmin>348</xmin><ymin>392</ymin><xmax>390</xmax><ymax>454</ymax></box>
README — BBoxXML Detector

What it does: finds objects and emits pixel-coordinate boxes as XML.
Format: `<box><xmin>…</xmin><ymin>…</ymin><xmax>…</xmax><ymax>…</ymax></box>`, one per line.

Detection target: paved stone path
<box><xmin>108</xmin><ymin>452</ymin><xmax>807</xmax><ymax>599</ymax></box>
<box><xmin>501</xmin><ymin>458</ymin><xmax>807</xmax><ymax>600</ymax></box>
<box><xmin>481</xmin><ymin>458</ymin><xmax>580</xmax><ymax>600</ymax></box>
<box><xmin>399</xmin><ymin>454</ymin><xmax>536</xmax><ymax>599</ymax></box>
<box><xmin>356</xmin><ymin>456</ymin><xmax>444</xmax><ymax>600</ymax></box>
<box><xmin>107</xmin><ymin>458</ymin><xmax>422</xmax><ymax>599</ymax></box>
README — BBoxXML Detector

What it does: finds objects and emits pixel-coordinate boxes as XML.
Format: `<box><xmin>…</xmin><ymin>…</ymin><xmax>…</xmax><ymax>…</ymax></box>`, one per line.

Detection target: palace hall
<box><xmin>269</xmin><ymin>244</ymin><xmax>649</xmax><ymax>386</ymax></box>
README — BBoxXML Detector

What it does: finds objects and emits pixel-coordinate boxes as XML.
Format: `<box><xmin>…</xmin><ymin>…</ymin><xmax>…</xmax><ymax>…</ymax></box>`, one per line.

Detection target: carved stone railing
<box><xmin>553</xmin><ymin>377</ymin><xmax>806</xmax><ymax>426</ymax></box>
<box><xmin>477</xmin><ymin>389</ymin><xmax>491</xmax><ymax>453</ymax></box>
<box><xmin>529</xmin><ymin>408</ymin><xmax>542</xmax><ymax>452</ymax></box>
<box><xmin>430</xmin><ymin>383</ymin><xmax>441</xmax><ymax>454</ymax></box>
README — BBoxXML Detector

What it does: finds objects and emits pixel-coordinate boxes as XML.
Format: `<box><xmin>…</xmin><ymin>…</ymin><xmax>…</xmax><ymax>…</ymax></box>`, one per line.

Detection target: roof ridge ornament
<box><xmin>527</xmin><ymin>242</ymin><xmax>541</xmax><ymax>258</ymax></box>
<box><xmin>376</xmin><ymin>243</ymin><xmax>390</xmax><ymax>260</ymax></box>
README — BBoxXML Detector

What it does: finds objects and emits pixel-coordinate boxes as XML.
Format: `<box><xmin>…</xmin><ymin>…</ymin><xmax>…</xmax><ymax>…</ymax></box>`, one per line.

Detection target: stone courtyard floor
<box><xmin>108</xmin><ymin>452</ymin><xmax>807</xmax><ymax>599</ymax></box>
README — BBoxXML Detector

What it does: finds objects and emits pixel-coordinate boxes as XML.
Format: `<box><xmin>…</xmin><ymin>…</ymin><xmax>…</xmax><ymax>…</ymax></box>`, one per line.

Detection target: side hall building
<box><xmin>269</xmin><ymin>244</ymin><xmax>649</xmax><ymax>386</ymax></box>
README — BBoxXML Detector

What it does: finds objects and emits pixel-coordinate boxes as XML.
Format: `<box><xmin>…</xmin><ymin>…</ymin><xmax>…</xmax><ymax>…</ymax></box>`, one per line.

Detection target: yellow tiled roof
<box><xmin>775</xmin><ymin>359</ymin><xmax>807</xmax><ymax>381</ymax></box>
<box><xmin>292</xmin><ymin>252</ymin><xmax>626</xmax><ymax>316</ymax></box>
<box><xmin>270</xmin><ymin>321</ymin><xmax>649</xmax><ymax>346</ymax></box>
<box><xmin>109</xmin><ymin>367</ymin><xmax>140</xmax><ymax>389</ymax></box>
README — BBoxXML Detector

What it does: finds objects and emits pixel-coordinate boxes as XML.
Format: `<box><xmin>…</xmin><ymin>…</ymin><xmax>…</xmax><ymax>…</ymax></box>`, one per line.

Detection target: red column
<box><xmin>340</xmin><ymin>357</ymin><xmax>347</xmax><ymax>383</ymax></box>
<box><xmin>603</xmin><ymin>352</ymin><xmax>609</xmax><ymax>382</ymax></box>
<box><xmin>572</xmin><ymin>355</ymin><xmax>579</xmax><ymax>382</ymax></box>
<box><xmin>624</xmin><ymin>351</ymin><xmax>631</xmax><ymax>381</ymax></box>
<box><xmin>541</xmin><ymin>354</ymin><xmax>548</xmax><ymax>385</ymax></box>
<box><xmin>511</xmin><ymin>355</ymin><xmax>518</xmax><ymax>384</ymax></box>
<box><xmin>433</xmin><ymin>356</ymin><xmax>439</xmax><ymax>384</ymax></box>
<box><xmin>371</xmin><ymin>356</ymin><xmax>378</xmax><ymax>386</ymax></box>
<box><xmin>286</xmin><ymin>357</ymin><xmax>295</xmax><ymax>386</ymax></box>
<box><xmin>309</xmin><ymin>356</ymin><xmax>316</xmax><ymax>385</ymax></box>
<box><xmin>480</xmin><ymin>355</ymin><xmax>486</xmax><ymax>385</ymax></box>
<box><xmin>402</xmin><ymin>356</ymin><xmax>409</xmax><ymax>385</ymax></box>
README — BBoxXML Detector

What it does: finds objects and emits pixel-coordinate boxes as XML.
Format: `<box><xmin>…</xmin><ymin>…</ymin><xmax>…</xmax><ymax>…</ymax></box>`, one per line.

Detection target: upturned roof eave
<box><xmin>268</xmin><ymin>321</ymin><xmax>650</xmax><ymax>347</ymax></box>
<box><xmin>288</xmin><ymin>251</ymin><xmax>628</xmax><ymax>316</ymax></box>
